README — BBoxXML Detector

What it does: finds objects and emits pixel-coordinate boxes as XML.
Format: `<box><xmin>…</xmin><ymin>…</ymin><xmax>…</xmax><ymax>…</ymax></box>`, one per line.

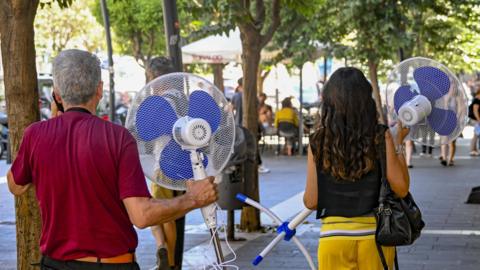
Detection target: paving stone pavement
<box><xmin>229</xmin><ymin>139</ymin><xmax>480</xmax><ymax>270</ymax></box>
<box><xmin>1</xmin><ymin>138</ymin><xmax>480</xmax><ymax>270</ymax></box>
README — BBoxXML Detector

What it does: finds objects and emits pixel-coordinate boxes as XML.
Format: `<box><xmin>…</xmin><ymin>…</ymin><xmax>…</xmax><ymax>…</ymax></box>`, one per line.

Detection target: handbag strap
<box><xmin>376</xmin><ymin>243</ymin><xmax>399</xmax><ymax>270</ymax></box>
<box><xmin>376</xmin><ymin>242</ymin><xmax>388</xmax><ymax>270</ymax></box>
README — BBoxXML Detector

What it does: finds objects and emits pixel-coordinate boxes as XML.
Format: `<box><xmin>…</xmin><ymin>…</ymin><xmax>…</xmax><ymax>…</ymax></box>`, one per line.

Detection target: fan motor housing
<box><xmin>173</xmin><ymin>116</ymin><xmax>212</xmax><ymax>148</ymax></box>
<box><xmin>398</xmin><ymin>95</ymin><xmax>432</xmax><ymax>126</ymax></box>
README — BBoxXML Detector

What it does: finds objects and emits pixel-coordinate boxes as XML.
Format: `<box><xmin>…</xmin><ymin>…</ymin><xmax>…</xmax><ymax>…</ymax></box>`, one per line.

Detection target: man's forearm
<box><xmin>124</xmin><ymin>178</ymin><xmax>217</xmax><ymax>229</ymax></box>
<box><xmin>142</xmin><ymin>195</ymin><xmax>196</xmax><ymax>227</ymax></box>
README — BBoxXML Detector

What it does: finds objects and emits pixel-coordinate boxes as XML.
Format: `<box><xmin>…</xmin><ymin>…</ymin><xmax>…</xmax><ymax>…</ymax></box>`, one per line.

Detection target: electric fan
<box><xmin>385</xmin><ymin>57</ymin><xmax>468</xmax><ymax>146</ymax></box>
<box><xmin>125</xmin><ymin>72</ymin><xmax>235</xmax><ymax>265</ymax></box>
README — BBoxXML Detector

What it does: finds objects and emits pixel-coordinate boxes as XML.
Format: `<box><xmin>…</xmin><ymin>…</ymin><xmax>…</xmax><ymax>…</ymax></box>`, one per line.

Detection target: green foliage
<box><xmin>40</xmin><ymin>0</ymin><xmax>74</xmax><ymax>9</ymax></box>
<box><xmin>316</xmin><ymin>0</ymin><xmax>480</xmax><ymax>77</ymax></box>
<box><xmin>89</xmin><ymin>0</ymin><xmax>213</xmax><ymax>67</ymax></box>
<box><xmin>318</xmin><ymin>1</ymin><xmax>405</xmax><ymax>67</ymax></box>
<box><xmin>267</xmin><ymin>3</ymin><xmax>323</xmax><ymax>68</ymax></box>
<box><xmin>91</xmin><ymin>0</ymin><xmax>165</xmax><ymax>66</ymax></box>
<box><xmin>405</xmin><ymin>1</ymin><xmax>480</xmax><ymax>73</ymax></box>
<box><xmin>35</xmin><ymin>0</ymin><xmax>104</xmax><ymax>57</ymax></box>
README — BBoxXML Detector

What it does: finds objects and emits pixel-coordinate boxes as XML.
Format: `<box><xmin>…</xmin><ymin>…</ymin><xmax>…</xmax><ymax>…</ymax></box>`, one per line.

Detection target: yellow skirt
<box><xmin>318</xmin><ymin>216</ymin><xmax>395</xmax><ymax>270</ymax></box>
<box><xmin>151</xmin><ymin>183</ymin><xmax>175</xmax><ymax>199</ymax></box>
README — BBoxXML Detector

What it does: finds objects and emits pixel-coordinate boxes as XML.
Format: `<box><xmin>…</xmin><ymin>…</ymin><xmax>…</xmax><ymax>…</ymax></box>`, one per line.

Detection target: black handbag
<box><xmin>374</xmin><ymin>128</ymin><xmax>425</xmax><ymax>269</ymax></box>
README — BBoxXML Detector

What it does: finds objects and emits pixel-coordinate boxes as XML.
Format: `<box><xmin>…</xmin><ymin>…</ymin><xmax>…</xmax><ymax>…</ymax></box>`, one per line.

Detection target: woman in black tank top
<box><xmin>303</xmin><ymin>67</ymin><xmax>410</xmax><ymax>270</ymax></box>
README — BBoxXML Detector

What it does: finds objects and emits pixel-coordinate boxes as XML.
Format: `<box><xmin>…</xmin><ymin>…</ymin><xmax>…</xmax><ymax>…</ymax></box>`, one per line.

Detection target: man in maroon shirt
<box><xmin>7</xmin><ymin>49</ymin><xmax>218</xmax><ymax>270</ymax></box>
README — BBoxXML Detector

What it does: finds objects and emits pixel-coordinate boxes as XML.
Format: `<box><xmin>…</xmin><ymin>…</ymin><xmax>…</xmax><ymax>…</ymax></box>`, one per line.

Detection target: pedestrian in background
<box><xmin>145</xmin><ymin>56</ymin><xmax>186</xmax><ymax>270</ymax></box>
<box><xmin>231</xmin><ymin>77</ymin><xmax>243</xmax><ymax>126</ymax></box>
<box><xmin>274</xmin><ymin>97</ymin><xmax>299</xmax><ymax>156</ymax></box>
<box><xmin>440</xmin><ymin>140</ymin><xmax>457</xmax><ymax>166</ymax></box>
<box><xmin>469</xmin><ymin>84</ymin><xmax>480</xmax><ymax>156</ymax></box>
<box><xmin>258</xmin><ymin>92</ymin><xmax>272</xmax><ymax>173</ymax></box>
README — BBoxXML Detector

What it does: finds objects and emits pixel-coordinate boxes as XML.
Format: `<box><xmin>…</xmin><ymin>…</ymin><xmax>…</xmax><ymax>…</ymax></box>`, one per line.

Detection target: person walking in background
<box><xmin>258</xmin><ymin>93</ymin><xmax>272</xmax><ymax>173</ymax></box>
<box><xmin>420</xmin><ymin>133</ymin><xmax>434</xmax><ymax>158</ymax></box>
<box><xmin>258</xmin><ymin>93</ymin><xmax>273</xmax><ymax>129</ymax></box>
<box><xmin>440</xmin><ymin>140</ymin><xmax>457</xmax><ymax>166</ymax></box>
<box><xmin>303</xmin><ymin>67</ymin><xmax>410</xmax><ymax>270</ymax></box>
<box><xmin>145</xmin><ymin>57</ymin><xmax>186</xmax><ymax>270</ymax></box>
<box><xmin>468</xmin><ymin>84</ymin><xmax>480</xmax><ymax>156</ymax></box>
<box><xmin>421</xmin><ymin>145</ymin><xmax>434</xmax><ymax>157</ymax></box>
<box><xmin>274</xmin><ymin>97</ymin><xmax>299</xmax><ymax>156</ymax></box>
<box><xmin>231</xmin><ymin>77</ymin><xmax>244</xmax><ymax>126</ymax></box>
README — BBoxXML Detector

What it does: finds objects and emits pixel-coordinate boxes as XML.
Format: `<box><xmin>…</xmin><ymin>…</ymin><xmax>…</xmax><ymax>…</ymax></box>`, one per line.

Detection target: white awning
<box><xmin>182</xmin><ymin>29</ymin><xmax>242</xmax><ymax>64</ymax></box>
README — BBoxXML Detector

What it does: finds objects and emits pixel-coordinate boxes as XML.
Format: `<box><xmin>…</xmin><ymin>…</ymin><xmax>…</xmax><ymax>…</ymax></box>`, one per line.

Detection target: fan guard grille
<box><xmin>125</xmin><ymin>73</ymin><xmax>235</xmax><ymax>190</ymax></box>
<box><xmin>384</xmin><ymin>57</ymin><xmax>468</xmax><ymax>146</ymax></box>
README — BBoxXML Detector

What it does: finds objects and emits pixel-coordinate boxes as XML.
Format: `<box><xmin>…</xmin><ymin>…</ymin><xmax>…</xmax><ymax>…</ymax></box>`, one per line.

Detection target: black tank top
<box><xmin>310</xmin><ymin>136</ymin><xmax>381</xmax><ymax>219</ymax></box>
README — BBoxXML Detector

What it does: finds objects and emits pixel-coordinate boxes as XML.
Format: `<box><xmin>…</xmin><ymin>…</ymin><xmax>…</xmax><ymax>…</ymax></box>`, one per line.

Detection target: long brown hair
<box><xmin>312</xmin><ymin>67</ymin><xmax>379</xmax><ymax>181</ymax></box>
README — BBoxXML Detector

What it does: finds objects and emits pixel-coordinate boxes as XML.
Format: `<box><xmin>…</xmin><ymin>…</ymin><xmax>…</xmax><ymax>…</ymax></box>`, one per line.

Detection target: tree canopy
<box><xmin>91</xmin><ymin>0</ymin><xmax>165</xmax><ymax>67</ymax></box>
<box><xmin>317</xmin><ymin>0</ymin><xmax>480</xmax><ymax>76</ymax></box>
<box><xmin>35</xmin><ymin>0</ymin><xmax>104</xmax><ymax>57</ymax></box>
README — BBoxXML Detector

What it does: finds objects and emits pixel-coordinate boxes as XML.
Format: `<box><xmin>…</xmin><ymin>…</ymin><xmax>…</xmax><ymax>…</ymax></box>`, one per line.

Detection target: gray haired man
<box><xmin>7</xmin><ymin>49</ymin><xmax>218</xmax><ymax>269</ymax></box>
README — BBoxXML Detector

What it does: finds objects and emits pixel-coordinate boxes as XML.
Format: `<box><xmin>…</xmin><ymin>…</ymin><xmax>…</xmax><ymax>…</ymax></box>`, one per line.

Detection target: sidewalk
<box><xmin>230</xmin><ymin>138</ymin><xmax>480</xmax><ymax>270</ymax></box>
<box><xmin>1</xmin><ymin>138</ymin><xmax>480</xmax><ymax>270</ymax></box>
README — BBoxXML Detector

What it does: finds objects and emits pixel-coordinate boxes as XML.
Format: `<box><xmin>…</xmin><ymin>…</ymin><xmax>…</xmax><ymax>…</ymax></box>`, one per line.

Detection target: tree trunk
<box><xmin>256</xmin><ymin>68</ymin><xmax>270</xmax><ymax>95</ymax></box>
<box><xmin>239</xmin><ymin>30</ymin><xmax>261</xmax><ymax>231</ymax></box>
<box><xmin>0</xmin><ymin>1</ymin><xmax>41</xmax><ymax>269</ymax></box>
<box><xmin>212</xmin><ymin>63</ymin><xmax>224</xmax><ymax>93</ymax></box>
<box><xmin>368</xmin><ymin>58</ymin><xmax>385</xmax><ymax>124</ymax></box>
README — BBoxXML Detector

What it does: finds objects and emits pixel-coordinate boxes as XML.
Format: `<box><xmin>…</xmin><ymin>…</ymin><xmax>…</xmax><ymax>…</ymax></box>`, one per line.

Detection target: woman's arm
<box><xmin>303</xmin><ymin>146</ymin><xmax>318</xmax><ymax>209</ymax></box>
<box><xmin>385</xmin><ymin>127</ymin><xmax>410</xmax><ymax>198</ymax></box>
<box><xmin>473</xmin><ymin>104</ymin><xmax>480</xmax><ymax>122</ymax></box>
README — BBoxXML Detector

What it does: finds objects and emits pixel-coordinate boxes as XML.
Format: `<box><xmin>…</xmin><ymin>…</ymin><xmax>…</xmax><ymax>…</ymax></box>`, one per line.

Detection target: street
<box><xmin>1</xmin><ymin>138</ymin><xmax>480</xmax><ymax>269</ymax></box>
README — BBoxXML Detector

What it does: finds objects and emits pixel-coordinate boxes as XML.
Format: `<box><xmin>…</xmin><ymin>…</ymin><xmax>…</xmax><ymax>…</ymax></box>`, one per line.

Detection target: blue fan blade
<box><xmin>394</xmin><ymin>85</ymin><xmax>418</xmax><ymax>113</ymax></box>
<box><xmin>414</xmin><ymin>66</ymin><xmax>450</xmax><ymax>101</ymax></box>
<box><xmin>427</xmin><ymin>107</ymin><xmax>457</xmax><ymax>136</ymax></box>
<box><xmin>160</xmin><ymin>140</ymin><xmax>208</xmax><ymax>181</ymax></box>
<box><xmin>136</xmin><ymin>96</ymin><xmax>178</xmax><ymax>141</ymax></box>
<box><xmin>188</xmin><ymin>90</ymin><xmax>221</xmax><ymax>132</ymax></box>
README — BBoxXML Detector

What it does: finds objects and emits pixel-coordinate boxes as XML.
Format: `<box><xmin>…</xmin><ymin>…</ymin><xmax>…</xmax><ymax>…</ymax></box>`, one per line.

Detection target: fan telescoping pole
<box><xmin>190</xmin><ymin>151</ymin><xmax>225</xmax><ymax>265</ymax></box>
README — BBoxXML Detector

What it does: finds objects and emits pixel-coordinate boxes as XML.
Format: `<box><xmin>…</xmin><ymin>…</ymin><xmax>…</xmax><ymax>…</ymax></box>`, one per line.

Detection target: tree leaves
<box><xmin>91</xmin><ymin>0</ymin><xmax>165</xmax><ymax>66</ymax></box>
<box><xmin>39</xmin><ymin>0</ymin><xmax>73</xmax><ymax>9</ymax></box>
<box><xmin>36</xmin><ymin>0</ymin><xmax>104</xmax><ymax>57</ymax></box>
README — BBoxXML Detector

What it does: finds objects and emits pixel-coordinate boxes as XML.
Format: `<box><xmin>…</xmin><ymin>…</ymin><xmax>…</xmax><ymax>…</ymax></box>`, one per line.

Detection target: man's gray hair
<box><xmin>53</xmin><ymin>49</ymin><xmax>101</xmax><ymax>105</ymax></box>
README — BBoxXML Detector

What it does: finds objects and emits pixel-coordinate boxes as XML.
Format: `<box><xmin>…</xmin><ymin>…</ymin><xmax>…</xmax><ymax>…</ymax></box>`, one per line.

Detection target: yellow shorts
<box><xmin>151</xmin><ymin>183</ymin><xmax>175</xmax><ymax>199</ymax></box>
<box><xmin>318</xmin><ymin>216</ymin><xmax>395</xmax><ymax>270</ymax></box>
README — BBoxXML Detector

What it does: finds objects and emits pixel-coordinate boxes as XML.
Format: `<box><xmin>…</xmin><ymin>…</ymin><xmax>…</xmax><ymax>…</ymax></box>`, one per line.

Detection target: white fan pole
<box><xmin>190</xmin><ymin>151</ymin><xmax>225</xmax><ymax>266</ymax></box>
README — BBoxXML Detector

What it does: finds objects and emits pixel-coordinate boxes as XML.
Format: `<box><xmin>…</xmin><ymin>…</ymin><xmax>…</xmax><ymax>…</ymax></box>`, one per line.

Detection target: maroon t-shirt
<box><xmin>11</xmin><ymin>109</ymin><xmax>151</xmax><ymax>260</ymax></box>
